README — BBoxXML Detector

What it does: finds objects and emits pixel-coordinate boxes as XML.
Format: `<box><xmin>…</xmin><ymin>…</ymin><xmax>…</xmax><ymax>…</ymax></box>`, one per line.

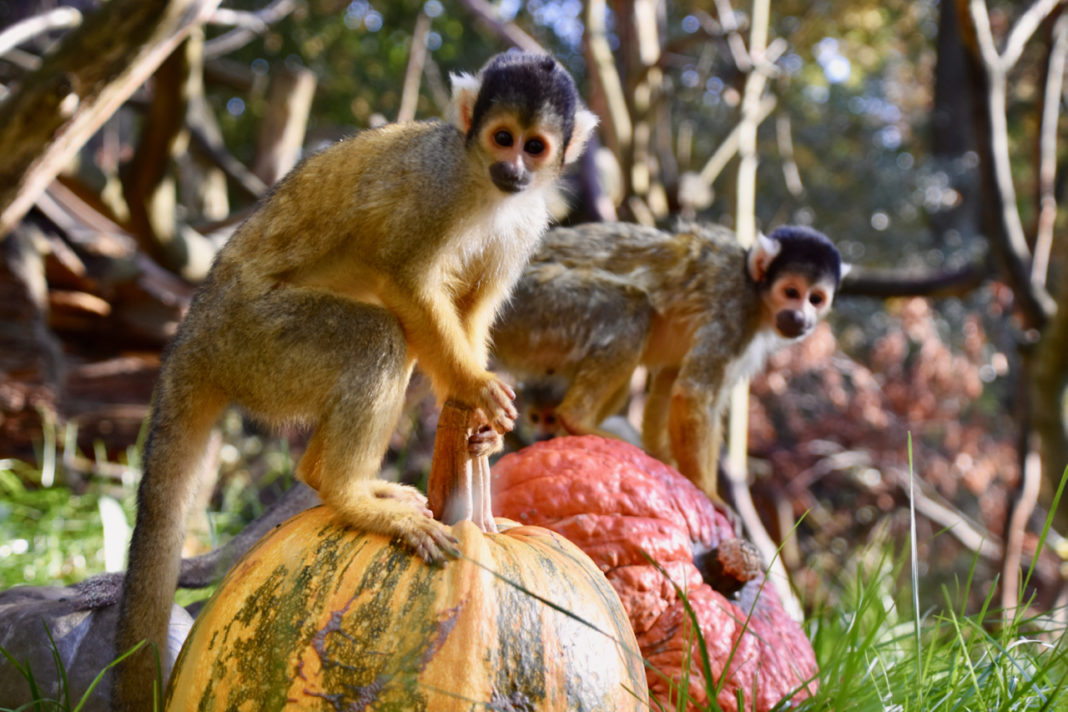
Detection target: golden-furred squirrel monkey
<box><xmin>492</xmin><ymin>222</ymin><xmax>845</xmax><ymax>501</ymax></box>
<box><xmin>114</xmin><ymin>52</ymin><xmax>596</xmax><ymax>710</ymax></box>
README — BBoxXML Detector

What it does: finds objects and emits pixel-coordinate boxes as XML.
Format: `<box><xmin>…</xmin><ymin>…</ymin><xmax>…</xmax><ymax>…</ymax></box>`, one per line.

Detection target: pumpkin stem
<box><xmin>427</xmin><ymin>400</ymin><xmax>499</xmax><ymax>533</ymax></box>
<box><xmin>694</xmin><ymin>537</ymin><xmax>763</xmax><ymax>598</ymax></box>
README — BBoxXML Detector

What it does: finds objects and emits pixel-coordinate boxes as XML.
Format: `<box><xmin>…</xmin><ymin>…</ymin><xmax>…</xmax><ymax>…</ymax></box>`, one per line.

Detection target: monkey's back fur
<box><xmin>495</xmin><ymin>222</ymin><xmax>766</xmax><ymax>376</ymax></box>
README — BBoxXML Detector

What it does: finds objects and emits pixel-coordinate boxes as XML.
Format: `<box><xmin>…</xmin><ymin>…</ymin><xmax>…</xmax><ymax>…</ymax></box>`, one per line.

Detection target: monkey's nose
<box><xmin>775</xmin><ymin>310</ymin><xmax>807</xmax><ymax>338</ymax></box>
<box><xmin>490</xmin><ymin>162</ymin><xmax>530</xmax><ymax>193</ymax></box>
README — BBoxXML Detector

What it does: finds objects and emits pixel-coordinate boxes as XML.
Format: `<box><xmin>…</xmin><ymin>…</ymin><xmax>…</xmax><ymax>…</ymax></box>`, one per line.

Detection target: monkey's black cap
<box><xmin>765</xmin><ymin>225</ymin><xmax>844</xmax><ymax>288</ymax></box>
<box><xmin>471</xmin><ymin>51</ymin><xmax>580</xmax><ymax>148</ymax></box>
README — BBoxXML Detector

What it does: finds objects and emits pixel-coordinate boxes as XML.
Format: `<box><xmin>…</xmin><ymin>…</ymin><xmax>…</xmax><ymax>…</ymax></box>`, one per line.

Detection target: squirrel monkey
<box><xmin>492</xmin><ymin>222</ymin><xmax>844</xmax><ymax>500</ymax></box>
<box><xmin>114</xmin><ymin>52</ymin><xmax>596</xmax><ymax>710</ymax></box>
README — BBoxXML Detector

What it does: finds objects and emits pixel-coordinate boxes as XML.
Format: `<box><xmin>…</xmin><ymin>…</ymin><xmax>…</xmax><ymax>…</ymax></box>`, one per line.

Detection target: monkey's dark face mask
<box><xmin>775</xmin><ymin>309</ymin><xmax>810</xmax><ymax>339</ymax></box>
<box><xmin>490</xmin><ymin>161</ymin><xmax>531</xmax><ymax>193</ymax></box>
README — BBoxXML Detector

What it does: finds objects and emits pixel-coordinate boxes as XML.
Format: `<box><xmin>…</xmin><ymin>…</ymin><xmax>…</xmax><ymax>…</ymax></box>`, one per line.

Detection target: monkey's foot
<box><xmin>467</xmin><ymin>424</ymin><xmax>502</xmax><ymax>457</ymax></box>
<box><xmin>366</xmin><ymin>481</ymin><xmax>460</xmax><ymax>563</ymax></box>
<box><xmin>369</xmin><ymin>480</ymin><xmax>433</xmax><ymax>517</ymax></box>
<box><xmin>394</xmin><ymin>512</ymin><xmax>461</xmax><ymax>564</ymax></box>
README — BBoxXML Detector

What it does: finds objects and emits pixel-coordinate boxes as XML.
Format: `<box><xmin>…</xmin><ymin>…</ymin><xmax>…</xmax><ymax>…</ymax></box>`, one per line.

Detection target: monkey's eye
<box><xmin>809</xmin><ymin>293</ymin><xmax>825</xmax><ymax>306</ymax></box>
<box><xmin>784</xmin><ymin>287</ymin><xmax>801</xmax><ymax>300</ymax></box>
<box><xmin>493</xmin><ymin>130</ymin><xmax>514</xmax><ymax>148</ymax></box>
<box><xmin>524</xmin><ymin>137</ymin><xmax>546</xmax><ymax>155</ymax></box>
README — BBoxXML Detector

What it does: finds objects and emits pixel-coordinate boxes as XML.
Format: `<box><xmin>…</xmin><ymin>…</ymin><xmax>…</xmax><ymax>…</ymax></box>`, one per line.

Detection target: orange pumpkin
<box><xmin>492</xmin><ymin>436</ymin><xmax>819</xmax><ymax>712</ymax></box>
<box><xmin>166</xmin><ymin>505</ymin><xmax>647</xmax><ymax>711</ymax></box>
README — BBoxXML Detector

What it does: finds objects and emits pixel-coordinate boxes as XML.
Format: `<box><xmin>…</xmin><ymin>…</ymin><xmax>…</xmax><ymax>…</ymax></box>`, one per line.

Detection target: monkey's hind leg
<box><xmin>295</xmin><ymin>304</ymin><xmax>458</xmax><ymax>564</ymax></box>
<box><xmin>555</xmin><ymin>293</ymin><xmax>652</xmax><ymax>440</ymax></box>
<box><xmin>641</xmin><ymin>366</ymin><xmax>679</xmax><ymax>462</ymax></box>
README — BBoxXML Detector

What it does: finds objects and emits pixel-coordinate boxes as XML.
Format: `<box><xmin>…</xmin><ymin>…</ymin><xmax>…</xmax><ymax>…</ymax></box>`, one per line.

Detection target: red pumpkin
<box><xmin>165</xmin><ymin>505</ymin><xmax>647</xmax><ymax>711</ymax></box>
<box><xmin>492</xmin><ymin>435</ymin><xmax>818</xmax><ymax>711</ymax></box>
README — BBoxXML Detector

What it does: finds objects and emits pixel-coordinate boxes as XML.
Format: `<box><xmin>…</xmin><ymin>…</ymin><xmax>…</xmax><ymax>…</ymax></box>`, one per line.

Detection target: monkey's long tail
<box><xmin>113</xmin><ymin>383</ymin><xmax>225</xmax><ymax>710</ymax></box>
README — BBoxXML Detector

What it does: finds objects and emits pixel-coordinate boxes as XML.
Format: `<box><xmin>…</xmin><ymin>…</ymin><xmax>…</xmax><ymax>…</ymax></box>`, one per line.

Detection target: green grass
<box><xmin>0</xmin><ymin>461</ymin><xmax>126</xmax><ymax>590</ymax></box>
<box><xmin>796</xmin><ymin>544</ymin><xmax>1068</xmax><ymax>711</ymax></box>
<box><xmin>0</xmin><ymin>628</ymin><xmax>147</xmax><ymax>712</ymax></box>
<box><xmin>788</xmin><ymin>461</ymin><xmax>1068</xmax><ymax>712</ymax></box>
<box><xmin>0</xmin><ymin>414</ymin><xmax>296</xmax><ymax>592</ymax></box>
<box><xmin>2</xmin><ymin>434</ymin><xmax>1065</xmax><ymax>711</ymax></box>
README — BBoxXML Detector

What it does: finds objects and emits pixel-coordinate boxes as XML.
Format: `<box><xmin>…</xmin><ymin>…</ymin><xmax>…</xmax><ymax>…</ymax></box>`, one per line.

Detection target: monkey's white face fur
<box><xmin>748</xmin><ymin>230</ymin><xmax>837</xmax><ymax>341</ymax></box>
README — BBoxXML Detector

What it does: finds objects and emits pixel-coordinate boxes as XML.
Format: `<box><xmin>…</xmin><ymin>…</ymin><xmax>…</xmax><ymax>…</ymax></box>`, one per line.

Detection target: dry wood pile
<box><xmin>0</xmin><ymin>1</ymin><xmax>308</xmax><ymax>464</ymax></box>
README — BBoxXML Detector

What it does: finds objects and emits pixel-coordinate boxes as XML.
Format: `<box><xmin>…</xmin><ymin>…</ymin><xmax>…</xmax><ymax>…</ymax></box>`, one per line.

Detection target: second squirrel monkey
<box><xmin>114</xmin><ymin>52</ymin><xmax>596</xmax><ymax>711</ymax></box>
<box><xmin>492</xmin><ymin>223</ymin><xmax>844</xmax><ymax>501</ymax></box>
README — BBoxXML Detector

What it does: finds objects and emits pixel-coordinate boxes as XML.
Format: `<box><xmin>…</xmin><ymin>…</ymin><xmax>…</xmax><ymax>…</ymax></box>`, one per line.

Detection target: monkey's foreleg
<box><xmin>554</xmin><ymin>352</ymin><xmax>642</xmax><ymax>443</ymax></box>
<box><xmin>383</xmin><ymin>287</ymin><xmax>518</xmax><ymax>434</ymax></box>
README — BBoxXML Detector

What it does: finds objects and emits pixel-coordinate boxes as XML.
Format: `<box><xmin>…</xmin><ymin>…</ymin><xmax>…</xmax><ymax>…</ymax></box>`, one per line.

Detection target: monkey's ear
<box><xmin>563</xmin><ymin>108</ymin><xmax>599</xmax><ymax>164</ymax></box>
<box><xmin>747</xmin><ymin>231</ymin><xmax>781</xmax><ymax>282</ymax></box>
<box><xmin>447</xmin><ymin>72</ymin><xmax>481</xmax><ymax>133</ymax></box>
<box><xmin>839</xmin><ymin>262</ymin><xmax>854</xmax><ymax>280</ymax></box>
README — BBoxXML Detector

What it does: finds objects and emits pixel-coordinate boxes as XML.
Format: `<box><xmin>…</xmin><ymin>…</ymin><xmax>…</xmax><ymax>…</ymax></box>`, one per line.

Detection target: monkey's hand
<box><xmin>468</xmin><ymin>374</ymin><xmax>517</xmax><ymax>433</ymax></box>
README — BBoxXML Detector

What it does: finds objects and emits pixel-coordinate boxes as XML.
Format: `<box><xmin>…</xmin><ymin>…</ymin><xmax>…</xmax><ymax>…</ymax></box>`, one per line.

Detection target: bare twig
<box><xmin>203</xmin><ymin>0</ymin><xmax>298</xmax><ymax>58</ymax></box>
<box><xmin>881</xmin><ymin>464</ymin><xmax>1004</xmax><ymax>561</ymax></box>
<box><xmin>455</xmin><ymin>0</ymin><xmax>544</xmax><ymax>54</ymax></box>
<box><xmin>397</xmin><ymin>13</ymin><xmax>431</xmax><ymax>123</ymax></box>
<box><xmin>123</xmin><ymin>36</ymin><xmax>194</xmax><ymax>267</ymax></box>
<box><xmin>710</xmin><ymin>0</ymin><xmax>752</xmax><ymax>71</ymax></box>
<box><xmin>1002</xmin><ymin>436</ymin><xmax>1043</xmax><ymax>619</ymax></box>
<box><xmin>735</xmin><ymin>0</ymin><xmax>772</xmax><ymax>248</ymax></box>
<box><xmin>775</xmin><ymin>113</ymin><xmax>804</xmax><ymax>197</ymax></box>
<box><xmin>252</xmin><ymin>65</ymin><xmax>317</xmax><ymax>186</ymax></box>
<box><xmin>1033</xmin><ymin>13</ymin><xmax>1068</xmax><ymax>284</ymax></box>
<box><xmin>585</xmin><ymin>0</ymin><xmax>632</xmax><ymax>158</ymax></box>
<box><xmin>188</xmin><ymin>124</ymin><xmax>268</xmax><ymax>199</ymax></box>
<box><xmin>628</xmin><ymin>0</ymin><xmax>666</xmax><ymax>213</ymax></box>
<box><xmin>720</xmin><ymin>0</ymin><xmax>806</xmax><ymax>623</ymax></box>
<box><xmin>999</xmin><ymin>0</ymin><xmax>1064</xmax><ymax>69</ymax></box>
<box><xmin>698</xmin><ymin>94</ymin><xmax>776</xmax><ymax>186</ymax></box>
<box><xmin>724</xmin><ymin>460</ymin><xmax>804</xmax><ymax>622</ymax></box>
<box><xmin>0</xmin><ymin>7</ymin><xmax>82</xmax><ymax>58</ymax></box>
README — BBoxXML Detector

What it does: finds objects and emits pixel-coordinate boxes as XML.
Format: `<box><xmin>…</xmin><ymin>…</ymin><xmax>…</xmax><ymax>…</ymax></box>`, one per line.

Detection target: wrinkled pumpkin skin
<box><xmin>492</xmin><ymin>435</ymin><xmax>819</xmax><ymax>712</ymax></box>
<box><xmin>166</xmin><ymin>506</ymin><xmax>647</xmax><ymax>711</ymax></box>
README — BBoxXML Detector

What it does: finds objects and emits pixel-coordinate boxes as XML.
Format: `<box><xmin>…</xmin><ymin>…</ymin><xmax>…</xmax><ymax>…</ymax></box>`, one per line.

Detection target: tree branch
<box><xmin>454</xmin><ymin>0</ymin><xmax>544</xmax><ymax>54</ymax></box>
<box><xmin>585</xmin><ymin>0</ymin><xmax>632</xmax><ymax>160</ymax></box>
<box><xmin>0</xmin><ymin>7</ymin><xmax>82</xmax><ymax>58</ymax></box>
<box><xmin>839</xmin><ymin>263</ymin><xmax>987</xmax><ymax>299</ymax></box>
<box><xmin>397</xmin><ymin>13</ymin><xmax>431</xmax><ymax>123</ymax></box>
<box><xmin>0</xmin><ymin>0</ymin><xmax>223</xmax><ymax>239</ymax></box>
<box><xmin>1034</xmin><ymin>13</ymin><xmax>1068</xmax><ymax>285</ymax></box>
<box><xmin>959</xmin><ymin>0</ymin><xmax>1058</xmax><ymax>327</ymax></box>
<box><xmin>1001</xmin><ymin>0</ymin><xmax>1065</xmax><ymax>68</ymax></box>
<box><xmin>202</xmin><ymin>0</ymin><xmax>298</xmax><ymax>58</ymax></box>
